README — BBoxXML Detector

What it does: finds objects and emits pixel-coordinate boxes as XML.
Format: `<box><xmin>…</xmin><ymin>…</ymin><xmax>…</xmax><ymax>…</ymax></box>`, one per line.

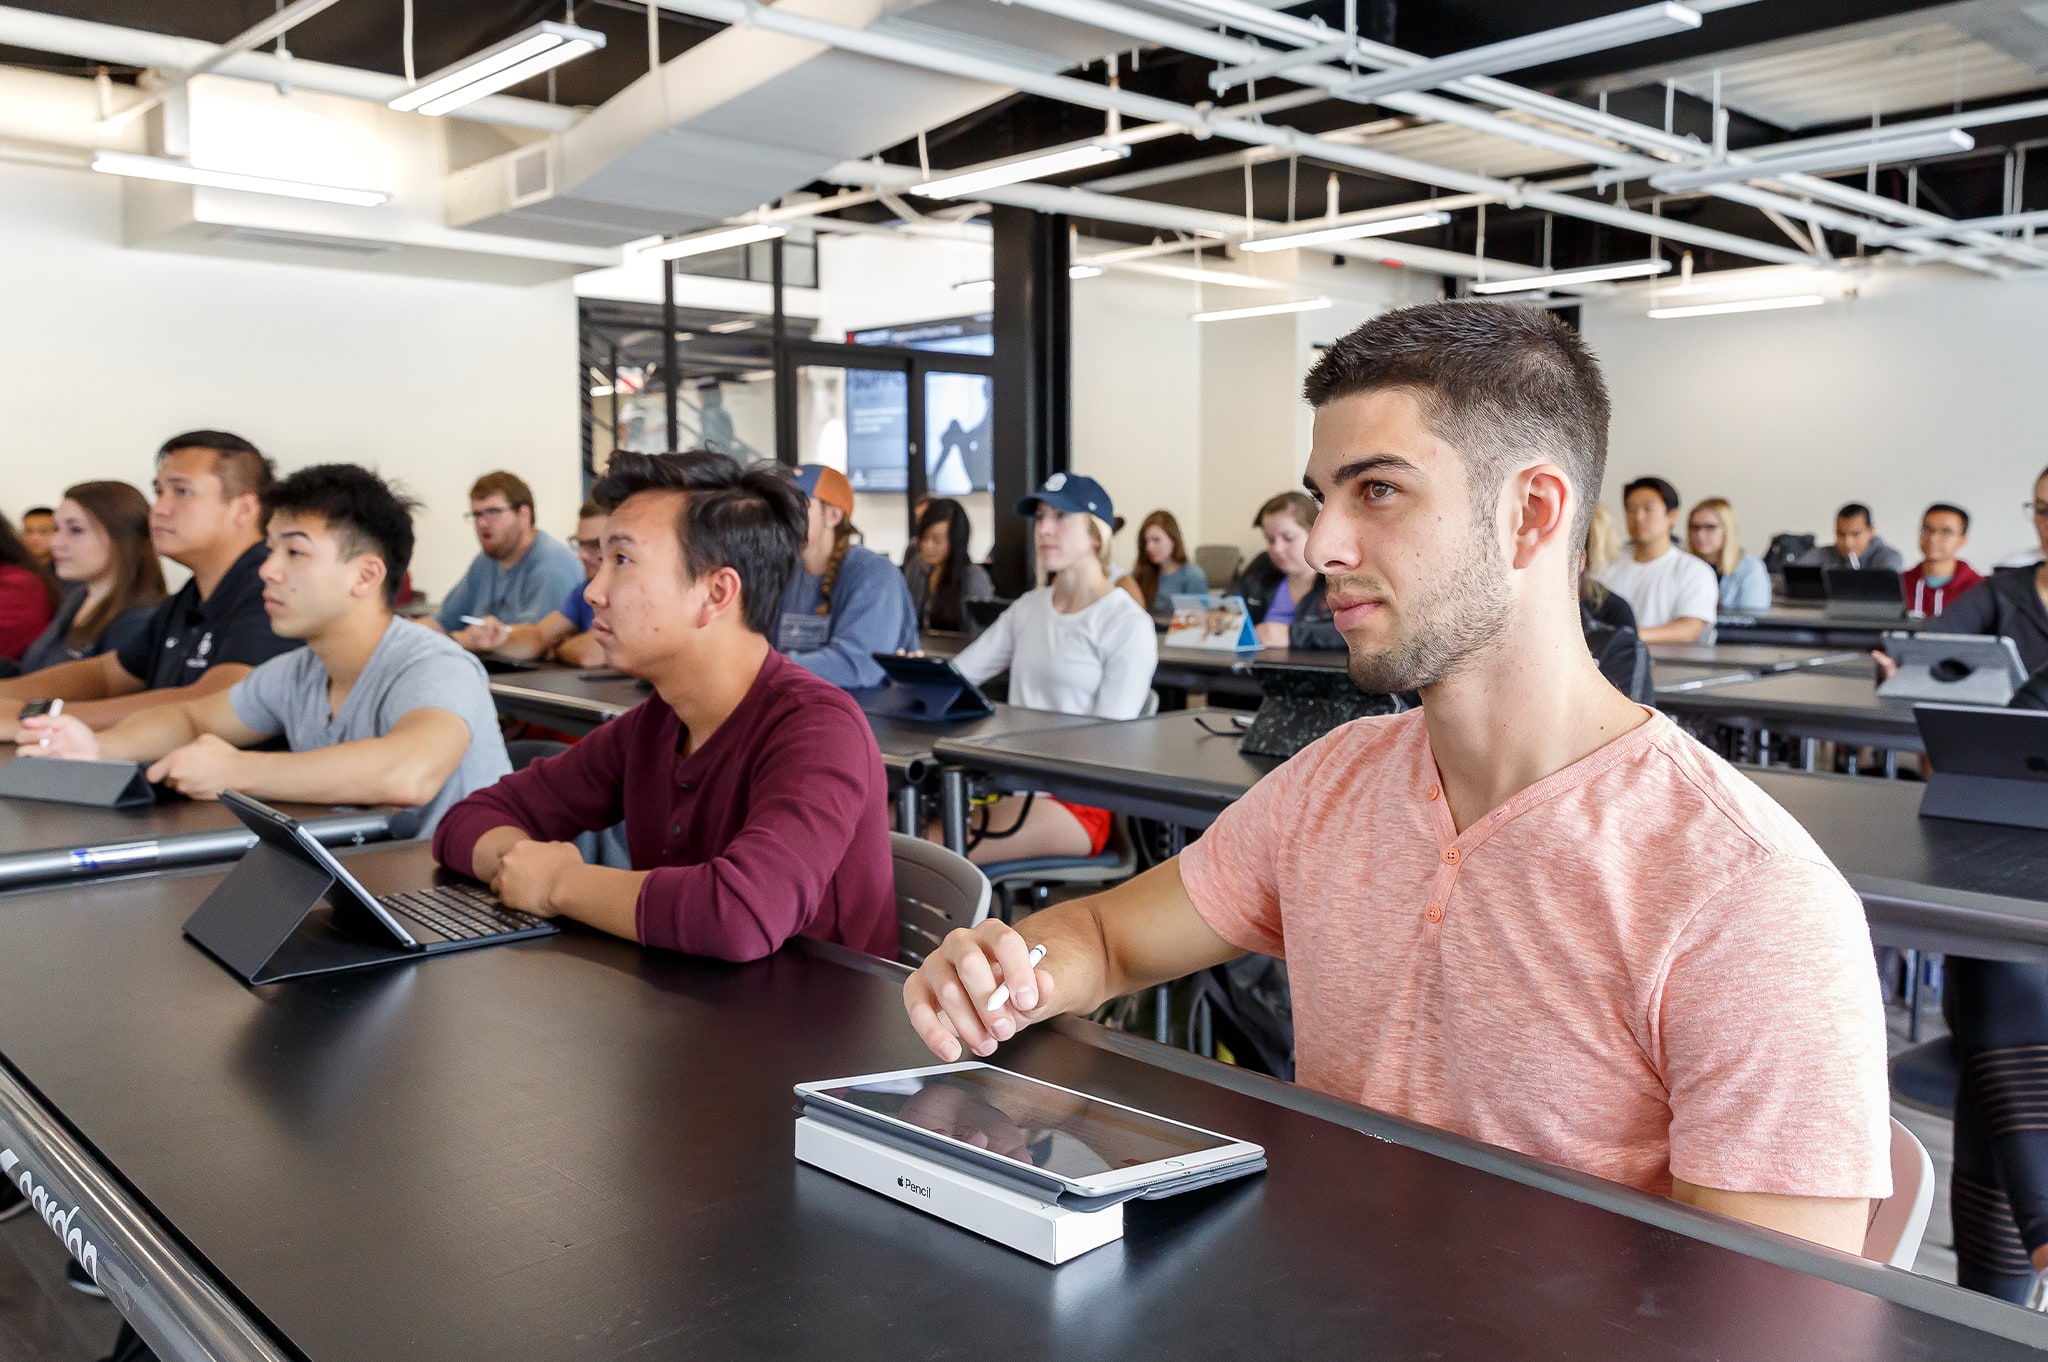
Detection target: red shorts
<box><xmin>1046</xmin><ymin>799</ymin><xmax>1114</xmax><ymax>857</ymax></box>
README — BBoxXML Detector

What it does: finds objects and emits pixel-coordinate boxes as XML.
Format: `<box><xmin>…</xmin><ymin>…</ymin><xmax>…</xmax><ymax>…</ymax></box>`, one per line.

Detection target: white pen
<box><xmin>36</xmin><ymin>698</ymin><xmax>62</xmax><ymax>749</ymax></box>
<box><xmin>985</xmin><ymin>943</ymin><xmax>1048</xmax><ymax>1013</ymax></box>
<box><xmin>459</xmin><ymin>615</ymin><xmax>489</xmax><ymax>627</ymax></box>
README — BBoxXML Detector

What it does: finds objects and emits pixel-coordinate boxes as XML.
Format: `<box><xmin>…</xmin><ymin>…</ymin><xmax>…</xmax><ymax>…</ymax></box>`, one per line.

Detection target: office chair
<box><xmin>892</xmin><ymin>833</ymin><xmax>991</xmax><ymax>966</ymax></box>
<box><xmin>1864</xmin><ymin>1118</ymin><xmax>1936</xmax><ymax>1268</ymax></box>
<box><xmin>1889</xmin><ymin>1037</ymin><xmax>1958</xmax><ymax>1117</ymax></box>
<box><xmin>1193</xmin><ymin>545</ymin><xmax>1243</xmax><ymax>590</ymax></box>
<box><xmin>506</xmin><ymin>740</ymin><xmax>569</xmax><ymax>771</ymax></box>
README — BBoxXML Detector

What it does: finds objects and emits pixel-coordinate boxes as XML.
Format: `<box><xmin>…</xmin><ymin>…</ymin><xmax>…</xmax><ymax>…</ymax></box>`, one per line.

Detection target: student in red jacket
<box><xmin>1901</xmin><ymin>502</ymin><xmax>1984</xmax><ymax>618</ymax></box>
<box><xmin>0</xmin><ymin>515</ymin><xmax>58</xmax><ymax>663</ymax></box>
<box><xmin>433</xmin><ymin>451</ymin><xmax>894</xmax><ymax>962</ymax></box>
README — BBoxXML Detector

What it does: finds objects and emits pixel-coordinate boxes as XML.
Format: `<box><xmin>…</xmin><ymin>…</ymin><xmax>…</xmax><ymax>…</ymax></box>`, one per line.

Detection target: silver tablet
<box><xmin>796</xmin><ymin>1061</ymin><xmax>1264</xmax><ymax>1199</ymax></box>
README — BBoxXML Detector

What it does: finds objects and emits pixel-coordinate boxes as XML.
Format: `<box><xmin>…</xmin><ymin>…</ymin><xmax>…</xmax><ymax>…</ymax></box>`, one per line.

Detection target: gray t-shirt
<box><xmin>229</xmin><ymin>617</ymin><xmax>511</xmax><ymax>836</ymax></box>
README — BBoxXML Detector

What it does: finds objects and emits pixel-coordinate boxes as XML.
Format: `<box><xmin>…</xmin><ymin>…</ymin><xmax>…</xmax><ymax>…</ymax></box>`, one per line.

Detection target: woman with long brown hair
<box><xmin>907</xmin><ymin>498</ymin><xmax>993</xmax><ymax>632</ymax></box>
<box><xmin>17</xmin><ymin>482</ymin><xmax>168</xmax><ymax>673</ymax></box>
<box><xmin>1116</xmin><ymin>509</ymin><xmax>1208</xmax><ymax>611</ymax></box>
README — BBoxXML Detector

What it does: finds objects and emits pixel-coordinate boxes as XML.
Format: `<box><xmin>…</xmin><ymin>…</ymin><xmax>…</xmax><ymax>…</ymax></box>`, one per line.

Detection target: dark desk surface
<box><xmin>0</xmin><ymin>840</ymin><xmax>2035</xmax><ymax>1361</ymax></box>
<box><xmin>1653</xmin><ymin>661</ymin><xmax>1759</xmax><ymax>694</ymax></box>
<box><xmin>856</xmin><ymin>704</ymin><xmax>1109</xmax><ymax>781</ymax></box>
<box><xmin>1649</xmin><ymin>643</ymin><xmax>1861</xmax><ymax>672</ymax></box>
<box><xmin>1750</xmin><ymin>770</ymin><xmax>2048</xmax><ymax>963</ymax></box>
<box><xmin>0</xmin><ymin>752</ymin><xmax>390</xmax><ymax>890</ymax></box>
<box><xmin>488</xmin><ymin>667</ymin><xmax>648</xmax><ymax>735</ymax></box>
<box><xmin>1718</xmin><ymin>607</ymin><xmax>1924</xmax><ymax>647</ymax></box>
<box><xmin>1655</xmin><ymin>671</ymin><xmax>1922</xmax><ymax>749</ymax></box>
<box><xmin>936</xmin><ymin>710</ymin><xmax>1279</xmax><ymax>828</ymax></box>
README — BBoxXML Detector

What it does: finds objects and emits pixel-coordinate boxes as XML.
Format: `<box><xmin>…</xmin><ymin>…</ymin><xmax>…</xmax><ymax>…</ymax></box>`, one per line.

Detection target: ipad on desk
<box><xmin>1822</xmin><ymin>567</ymin><xmax>1906</xmax><ymax>621</ymax></box>
<box><xmin>1879</xmin><ymin>632</ymin><xmax>2028</xmax><ymax>707</ymax></box>
<box><xmin>1780</xmin><ymin>564</ymin><xmax>1827</xmax><ymax>603</ymax></box>
<box><xmin>796</xmin><ymin>1062</ymin><xmax>1265</xmax><ymax>1203</ymax></box>
<box><xmin>858</xmin><ymin>654</ymin><xmax>994</xmax><ymax>722</ymax></box>
<box><xmin>1915</xmin><ymin>704</ymin><xmax>2048</xmax><ymax>832</ymax></box>
<box><xmin>0</xmin><ymin>756</ymin><xmax>156</xmax><ymax>808</ymax></box>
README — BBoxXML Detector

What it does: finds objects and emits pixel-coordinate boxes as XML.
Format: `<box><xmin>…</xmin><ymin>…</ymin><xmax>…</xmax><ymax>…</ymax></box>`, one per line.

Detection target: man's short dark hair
<box><xmin>590</xmin><ymin>450</ymin><xmax>805</xmax><ymax>636</ymax></box>
<box><xmin>22</xmin><ymin>507</ymin><xmax>52</xmax><ymax>522</ymax></box>
<box><xmin>263</xmin><ymin>464</ymin><xmax>418</xmax><ymax>607</ymax></box>
<box><xmin>1924</xmin><ymin>502</ymin><xmax>1970</xmax><ymax>533</ymax></box>
<box><xmin>1622</xmin><ymin>477</ymin><xmax>1680</xmax><ymax>513</ymax></box>
<box><xmin>578</xmin><ymin>498</ymin><xmax>604</xmax><ymax>520</ymax></box>
<box><xmin>470</xmin><ymin>471</ymin><xmax>535</xmax><ymax>513</ymax></box>
<box><xmin>1302</xmin><ymin>300</ymin><xmax>1610</xmax><ymax>555</ymax></box>
<box><xmin>1836</xmin><ymin>502</ymin><xmax>1874</xmax><ymax>527</ymax></box>
<box><xmin>157</xmin><ymin>430</ymin><xmax>276</xmax><ymax>502</ymax></box>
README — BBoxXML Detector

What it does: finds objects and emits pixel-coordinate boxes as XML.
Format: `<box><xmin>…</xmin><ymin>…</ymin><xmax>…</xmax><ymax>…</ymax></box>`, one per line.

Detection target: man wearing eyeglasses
<box><xmin>1923</xmin><ymin>464</ymin><xmax>2048</xmax><ymax>676</ymax></box>
<box><xmin>452</xmin><ymin>500</ymin><xmax>607</xmax><ymax>666</ymax></box>
<box><xmin>428</xmin><ymin>472</ymin><xmax>584</xmax><ymax>644</ymax></box>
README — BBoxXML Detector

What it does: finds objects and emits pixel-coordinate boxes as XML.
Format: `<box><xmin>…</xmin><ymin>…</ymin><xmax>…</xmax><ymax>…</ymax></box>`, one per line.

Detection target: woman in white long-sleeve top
<box><xmin>951</xmin><ymin>473</ymin><xmax>1157</xmax><ymax>864</ymax></box>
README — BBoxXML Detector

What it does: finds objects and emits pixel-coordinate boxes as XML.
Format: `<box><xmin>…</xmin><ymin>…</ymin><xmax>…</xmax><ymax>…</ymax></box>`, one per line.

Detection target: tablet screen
<box><xmin>816</xmin><ymin>1067</ymin><xmax>1235</xmax><ymax>1180</ymax></box>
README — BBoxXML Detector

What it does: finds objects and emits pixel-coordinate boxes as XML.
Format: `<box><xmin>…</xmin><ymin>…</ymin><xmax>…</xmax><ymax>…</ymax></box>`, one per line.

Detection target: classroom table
<box><xmin>484</xmin><ymin>667</ymin><xmax>1100</xmax><ymax>853</ymax></box>
<box><xmin>1652</xmin><ymin>661</ymin><xmax>1761</xmax><ymax>694</ymax></box>
<box><xmin>0</xmin><ymin>751</ymin><xmax>390</xmax><ymax>891</ymax></box>
<box><xmin>1647</xmin><ymin>642</ymin><xmax>1863</xmax><ymax>673</ymax></box>
<box><xmin>1655</xmin><ymin>670</ymin><xmax>1923</xmax><ymax>764</ymax></box>
<box><xmin>1717</xmin><ymin>606</ymin><xmax>1925</xmax><ymax>648</ymax></box>
<box><xmin>935</xmin><ymin>710</ymin><xmax>2048</xmax><ymax>967</ymax></box>
<box><xmin>0</xmin><ymin>841</ymin><xmax>2036</xmax><ymax>1362</ymax></box>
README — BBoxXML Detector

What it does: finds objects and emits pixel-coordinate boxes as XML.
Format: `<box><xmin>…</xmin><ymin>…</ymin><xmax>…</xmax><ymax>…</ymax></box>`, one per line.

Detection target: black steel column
<box><xmin>989</xmin><ymin>205</ymin><xmax>1071</xmax><ymax>597</ymax></box>
<box><xmin>772</xmin><ymin>237</ymin><xmax>798</xmax><ymax>466</ymax></box>
<box><xmin>661</xmin><ymin>259</ymin><xmax>680</xmax><ymax>452</ymax></box>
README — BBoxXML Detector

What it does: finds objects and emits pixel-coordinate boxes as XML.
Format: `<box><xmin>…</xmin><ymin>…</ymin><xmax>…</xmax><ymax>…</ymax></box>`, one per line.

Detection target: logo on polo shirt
<box><xmin>184</xmin><ymin>630</ymin><xmax>215</xmax><ymax>673</ymax></box>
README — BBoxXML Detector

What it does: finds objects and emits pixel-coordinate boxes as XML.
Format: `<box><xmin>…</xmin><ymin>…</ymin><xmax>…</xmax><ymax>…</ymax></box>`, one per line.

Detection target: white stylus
<box><xmin>36</xmin><ymin>698</ymin><xmax>62</xmax><ymax>749</ymax></box>
<box><xmin>985</xmin><ymin>943</ymin><xmax>1048</xmax><ymax>1013</ymax></box>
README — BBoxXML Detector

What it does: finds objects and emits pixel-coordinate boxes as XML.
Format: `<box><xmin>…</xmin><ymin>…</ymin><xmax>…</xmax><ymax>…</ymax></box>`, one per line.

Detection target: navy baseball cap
<box><xmin>1015</xmin><ymin>472</ymin><xmax>1113</xmax><ymax>523</ymax></box>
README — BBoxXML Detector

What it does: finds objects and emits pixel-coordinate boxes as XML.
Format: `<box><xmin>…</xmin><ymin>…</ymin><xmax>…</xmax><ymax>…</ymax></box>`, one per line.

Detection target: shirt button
<box><xmin>1425</xmin><ymin>784</ymin><xmax>1441</xmax><ymax>801</ymax></box>
<box><xmin>670</xmin><ymin>825</ymin><xmax>682</xmax><ymax>836</ymax></box>
<box><xmin>1442</xmin><ymin>848</ymin><xmax>1459</xmax><ymax>865</ymax></box>
<box><xmin>1425</xmin><ymin>904</ymin><xmax>1444</xmax><ymax>923</ymax></box>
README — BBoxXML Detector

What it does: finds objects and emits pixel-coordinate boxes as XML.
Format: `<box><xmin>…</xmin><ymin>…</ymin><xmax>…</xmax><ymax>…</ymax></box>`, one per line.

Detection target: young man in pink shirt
<box><xmin>902</xmin><ymin>301</ymin><xmax>1891</xmax><ymax>1254</ymax></box>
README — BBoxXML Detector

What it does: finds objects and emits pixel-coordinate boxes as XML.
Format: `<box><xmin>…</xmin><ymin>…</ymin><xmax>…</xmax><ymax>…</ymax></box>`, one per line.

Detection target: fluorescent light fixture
<box><xmin>706</xmin><ymin>319</ymin><xmax>758</xmax><ymax>334</ymax></box>
<box><xmin>1068</xmin><ymin>264</ymin><xmax>1104</xmax><ymax>279</ymax></box>
<box><xmin>1866</xmin><ymin>206</ymin><xmax>2048</xmax><ymax>244</ymax></box>
<box><xmin>1337</xmin><ymin>3</ymin><xmax>1702</xmax><ymax>104</ymax></box>
<box><xmin>88</xmin><ymin>151</ymin><xmax>388</xmax><ymax>206</ymax></box>
<box><xmin>644</xmin><ymin>223</ymin><xmax>787</xmax><ymax>261</ymax></box>
<box><xmin>389</xmin><ymin>20</ymin><xmax>605</xmax><ymax>117</ymax></box>
<box><xmin>1471</xmin><ymin>258</ymin><xmax>1672</xmax><ymax>294</ymax></box>
<box><xmin>1238</xmin><ymin>211</ymin><xmax>1450</xmax><ymax>253</ymax></box>
<box><xmin>953</xmin><ymin>278</ymin><xmax>996</xmax><ymax>294</ymax></box>
<box><xmin>1649</xmin><ymin>128</ymin><xmax>1973</xmax><ymax>193</ymax></box>
<box><xmin>911</xmin><ymin>142</ymin><xmax>1131</xmax><ymax>199</ymax></box>
<box><xmin>1191</xmin><ymin>297</ymin><xmax>1333</xmax><ymax>323</ymax></box>
<box><xmin>1646</xmin><ymin>294</ymin><xmax>1825</xmax><ymax>319</ymax></box>
<box><xmin>589</xmin><ymin>384</ymin><xmax>615</xmax><ymax>397</ymax></box>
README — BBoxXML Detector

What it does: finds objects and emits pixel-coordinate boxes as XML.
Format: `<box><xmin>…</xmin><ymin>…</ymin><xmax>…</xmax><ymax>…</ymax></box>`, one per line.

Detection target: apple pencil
<box><xmin>459</xmin><ymin>615</ymin><xmax>490</xmax><ymax>627</ymax></box>
<box><xmin>36</xmin><ymin>698</ymin><xmax>62</xmax><ymax>749</ymax></box>
<box><xmin>985</xmin><ymin>943</ymin><xmax>1047</xmax><ymax>1013</ymax></box>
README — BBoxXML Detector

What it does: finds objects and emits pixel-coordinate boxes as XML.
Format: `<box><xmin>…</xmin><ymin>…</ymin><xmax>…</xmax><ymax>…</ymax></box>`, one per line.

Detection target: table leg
<box><xmin>1756</xmin><ymin>727</ymin><xmax>1772</xmax><ymax>768</ymax></box>
<box><xmin>1904</xmin><ymin>948</ymin><xmax>1922</xmax><ymax>1042</ymax></box>
<box><xmin>895</xmin><ymin>784</ymin><xmax>918</xmax><ymax>838</ymax></box>
<box><xmin>1883</xmin><ymin>750</ymin><xmax>1898</xmax><ymax>780</ymax></box>
<box><xmin>1800</xmin><ymin>737</ymin><xmax>1818</xmax><ymax>772</ymax></box>
<box><xmin>940</xmin><ymin>771</ymin><xmax>968</xmax><ymax>857</ymax></box>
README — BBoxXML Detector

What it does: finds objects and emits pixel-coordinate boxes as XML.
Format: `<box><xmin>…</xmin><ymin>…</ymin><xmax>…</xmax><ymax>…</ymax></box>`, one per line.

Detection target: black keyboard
<box><xmin>380</xmin><ymin>884</ymin><xmax>548</xmax><ymax>942</ymax></box>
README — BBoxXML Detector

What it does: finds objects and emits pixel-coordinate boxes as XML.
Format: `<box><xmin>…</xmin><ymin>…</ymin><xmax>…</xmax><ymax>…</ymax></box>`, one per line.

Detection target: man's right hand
<box><xmin>15</xmin><ymin>714</ymin><xmax>98</xmax><ymax>760</ymax></box>
<box><xmin>904</xmin><ymin>919</ymin><xmax>1059</xmax><ymax>1062</ymax></box>
<box><xmin>453</xmin><ymin>616</ymin><xmax>510</xmax><ymax>653</ymax></box>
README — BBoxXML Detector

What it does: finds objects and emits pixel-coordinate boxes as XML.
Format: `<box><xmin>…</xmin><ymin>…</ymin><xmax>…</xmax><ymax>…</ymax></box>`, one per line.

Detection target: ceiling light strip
<box><xmin>1190</xmin><ymin>297</ymin><xmax>1333</xmax><ymax>323</ymax></box>
<box><xmin>1471</xmin><ymin>258</ymin><xmax>1672</xmax><ymax>294</ymax></box>
<box><xmin>388</xmin><ymin>21</ymin><xmax>606</xmax><ymax>117</ymax></box>
<box><xmin>911</xmin><ymin>143</ymin><xmax>1132</xmax><ymax>200</ymax></box>
<box><xmin>1646</xmin><ymin>294</ymin><xmax>1825</xmax><ymax>320</ymax></box>
<box><xmin>1238</xmin><ymin>211</ymin><xmax>1449</xmax><ymax>253</ymax></box>
<box><xmin>644</xmin><ymin>223</ymin><xmax>788</xmax><ymax>261</ymax></box>
<box><xmin>88</xmin><ymin>151</ymin><xmax>388</xmax><ymax>207</ymax></box>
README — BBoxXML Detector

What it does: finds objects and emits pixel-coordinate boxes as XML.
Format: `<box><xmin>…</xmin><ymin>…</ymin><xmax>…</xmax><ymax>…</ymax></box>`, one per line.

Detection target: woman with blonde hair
<box><xmin>952</xmin><ymin>474</ymin><xmax>1156</xmax><ymax>863</ymax></box>
<box><xmin>1686</xmin><ymin>497</ymin><xmax>1772</xmax><ymax>612</ymax></box>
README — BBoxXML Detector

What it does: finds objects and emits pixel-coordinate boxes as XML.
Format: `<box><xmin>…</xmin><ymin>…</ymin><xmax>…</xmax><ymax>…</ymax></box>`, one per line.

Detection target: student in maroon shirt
<box><xmin>1899</xmin><ymin>501</ymin><xmax>1983</xmax><ymax>618</ymax></box>
<box><xmin>432</xmin><ymin>451</ymin><xmax>895</xmax><ymax>961</ymax></box>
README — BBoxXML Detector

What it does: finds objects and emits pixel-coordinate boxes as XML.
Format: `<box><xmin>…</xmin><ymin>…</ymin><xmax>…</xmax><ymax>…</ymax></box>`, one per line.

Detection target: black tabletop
<box><xmin>1656</xmin><ymin>671</ymin><xmax>1922</xmax><ymax>748</ymax></box>
<box><xmin>860</xmin><ymin>704</ymin><xmax>1108</xmax><ymax>780</ymax></box>
<box><xmin>1653</xmin><ymin>661</ymin><xmax>1759</xmax><ymax>694</ymax></box>
<box><xmin>0</xmin><ymin>752</ymin><xmax>390</xmax><ymax>889</ymax></box>
<box><xmin>936</xmin><ymin>710</ymin><xmax>1279</xmax><ymax>827</ymax></box>
<box><xmin>1717</xmin><ymin>607</ymin><xmax>1925</xmax><ymax>648</ymax></box>
<box><xmin>0</xmin><ymin>841</ymin><xmax>2035</xmax><ymax>1361</ymax></box>
<box><xmin>1750</xmin><ymin>770</ymin><xmax>2048</xmax><ymax>962</ymax></box>
<box><xmin>1648</xmin><ymin>643</ymin><xmax>1860</xmax><ymax>672</ymax></box>
<box><xmin>488</xmin><ymin>667</ymin><xmax>648</xmax><ymax>735</ymax></box>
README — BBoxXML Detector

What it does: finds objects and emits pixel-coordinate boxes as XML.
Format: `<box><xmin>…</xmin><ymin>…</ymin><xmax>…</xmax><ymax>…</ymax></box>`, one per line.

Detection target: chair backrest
<box><xmin>1863</xmin><ymin>1117</ymin><xmax>1935</xmax><ymax>1268</ymax></box>
<box><xmin>506</xmin><ymin>739</ymin><xmax>570</xmax><ymax>772</ymax></box>
<box><xmin>892</xmin><ymin>833</ymin><xmax>991</xmax><ymax>967</ymax></box>
<box><xmin>1193</xmin><ymin>544</ymin><xmax>1242</xmax><ymax>589</ymax></box>
<box><xmin>1139</xmin><ymin>688</ymin><xmax>1161</xmax><ymax>718</ymax></box>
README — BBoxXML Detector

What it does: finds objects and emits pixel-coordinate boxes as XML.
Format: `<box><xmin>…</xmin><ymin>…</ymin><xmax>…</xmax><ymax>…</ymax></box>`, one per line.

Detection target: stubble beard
<box><xmin>1340</xmin><ymin>532</ymin><xmax>1516</xmax><ymax>695</ymax></box>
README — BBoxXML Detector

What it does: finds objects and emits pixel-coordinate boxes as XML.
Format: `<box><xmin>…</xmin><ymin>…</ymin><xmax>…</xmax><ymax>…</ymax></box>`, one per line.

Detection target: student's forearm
<box><xmin>554</xmin><ymin>632</ymin><xmax>604</xmax><ymax>667</ymax></box>
<box><xmin>0</xmin><ymin>657</ymin><xmax>117</xmax><ymax>705</ymax></box>
<box><xmin>1639</xmin><ymin>617</ymin><xmax>1707</xmax><ymax>644</ymax></box>
<box><xmin>228</xmin><ymin>734</ymin><xmax>460</xmax><ymax>809</ymax></box>
<box><xmin>65</xmin><ymin>668</ymin><xmax>243</xmax><ymax>730</ymax></box>
<box><xmin>94</xmin><ymin>704</ymin><xmax>205</xmax><ymax>765</ymax></box>
<box><xmin>494</xmin><ymin>622</ymin><xmax>557</xmax><ymax>661</ymax></box>
<box><xmin>1016</xmin><ymin>860</ymin><xmax>1238</xmax><ymax>1014</ymax></box>
<box><xmin>467</xmin><ymin>825</ymin><xmax>529</xmax><ymax>881</ymax></box>
<box><xmin>547</xmin><ymin>864</ymin><xmax>650</xmax><ymax>941</ymax></box>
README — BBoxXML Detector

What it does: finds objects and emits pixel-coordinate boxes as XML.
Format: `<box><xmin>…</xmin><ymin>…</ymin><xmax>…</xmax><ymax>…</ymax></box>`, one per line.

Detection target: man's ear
<box><xmin>697</xmin><ymin>564</ymin><xmax>747</xmax><ymax>627</ymax></box>
<box><xmin>351</xmin><ymin>553</ymin><xmax>389</xmax><ymax>602</ymax></box>
<box><xmin>1506</xmin><ymin>463</ymin><xmax>1571</xmax><ymax>572</ymax></box>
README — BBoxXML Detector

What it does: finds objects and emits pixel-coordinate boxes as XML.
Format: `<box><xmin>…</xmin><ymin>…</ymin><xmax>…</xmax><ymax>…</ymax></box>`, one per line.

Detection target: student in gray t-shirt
<box><xmin>15</xmin><ymin>465</ymin><xmax>511</xmax><ymax>837</ymax></box>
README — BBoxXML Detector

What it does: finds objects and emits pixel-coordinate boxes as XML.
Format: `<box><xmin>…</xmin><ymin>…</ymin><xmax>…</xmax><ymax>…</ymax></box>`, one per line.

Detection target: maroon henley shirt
<box><xmin>433</xmin><ymin>649</ymin><xmax>895</xmax><ymax>961</ymax></box>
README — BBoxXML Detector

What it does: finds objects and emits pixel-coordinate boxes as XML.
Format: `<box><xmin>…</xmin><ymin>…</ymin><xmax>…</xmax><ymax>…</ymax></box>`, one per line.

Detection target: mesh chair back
<box><xmin>893</xmin><ymin>833</ymin><xmax>992</xmax><ymax>966</ymax></box>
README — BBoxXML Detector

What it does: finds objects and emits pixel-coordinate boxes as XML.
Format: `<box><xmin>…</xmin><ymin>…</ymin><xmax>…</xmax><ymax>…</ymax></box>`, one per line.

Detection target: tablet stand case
<box><xmin>183</xmin><ymin>841</ymin><xmax>427</xmax><ymax>985</ymax></box>
<box><xmin>1239</xmin><ymin>681</ymin><xmax>1402</xmax><ymax>759</ymax></box>
<box><xmin>0</xmin><ymin>758</ymin><xmax>154</xmax><ymax>808</ymax></box>
<box><xmin>1920</xmin><ymin>773</ymin><xmax>2048</xmax><ymax>832</ymax></box>
<box><xmin>859</xmin><ymin>663</ymin><xmax>993</xmax><ymax>722</ymax></box>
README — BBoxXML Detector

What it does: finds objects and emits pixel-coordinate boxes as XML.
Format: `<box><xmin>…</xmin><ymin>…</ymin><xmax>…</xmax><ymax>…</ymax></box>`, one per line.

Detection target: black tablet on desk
<box><xmin>0</xmin><ymin>756</ymin><xmax>156</xmax><ymax>808</ymax></box>
<box><xmin>1239</xmin><ymin>663</ymin><xmax>1403</xmax><ymax>758</ymax></box>
<box><xmin>858</xmin><ymin>654</ymin><xmax>994</xmax><ymax>722</ymax></box>
<box><xmin>1915</xmin><ymin>704</ymin><xmax>2048</xmax><ymax>831</ymax></box>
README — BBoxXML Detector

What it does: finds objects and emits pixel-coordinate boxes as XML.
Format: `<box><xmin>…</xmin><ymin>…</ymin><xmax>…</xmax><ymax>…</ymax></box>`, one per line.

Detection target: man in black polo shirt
<box><xmin>0</xmin><ymin>431</ymin><xmax>297</xmax><ymax>737</ymax></box>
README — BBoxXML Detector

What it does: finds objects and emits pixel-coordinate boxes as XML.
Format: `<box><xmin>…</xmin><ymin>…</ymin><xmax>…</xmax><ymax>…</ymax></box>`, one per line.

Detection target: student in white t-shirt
<box><xmin>1595</xmin><ymin>476</ymin><xmax>1720</xmax><ymax>644</ymax></box>
<box><xmin>950</xmin><ymin>474</ymin><xmax>1157</xmax><ymax>865</ymax></box>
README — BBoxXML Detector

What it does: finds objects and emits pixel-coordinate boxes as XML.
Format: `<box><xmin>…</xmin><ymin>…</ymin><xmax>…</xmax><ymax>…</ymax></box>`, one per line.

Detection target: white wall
<box><xmin>1581</xmin><ymin>263</ymin><xmax>2048</xmax><ymax>567</ymax></box>
<box><xmin>0</xmin><ymin>161</ymin><xmax>580</xmax><ymax>597</ymax></box>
